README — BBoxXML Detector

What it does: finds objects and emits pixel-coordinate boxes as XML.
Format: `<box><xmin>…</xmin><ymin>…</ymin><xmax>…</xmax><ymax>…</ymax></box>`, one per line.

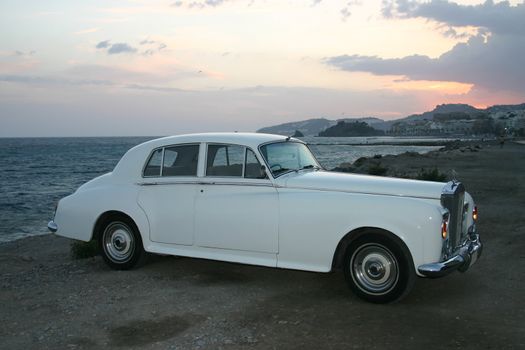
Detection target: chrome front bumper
<box><xmin>47</xmin><ymin>220</ymin><xmax>58</xmax><ymax>233</ymax></box>
<box><xmin>418</xmin><ymin>231</ymin><xmax>482</xmax><ymax>278</ymax></box>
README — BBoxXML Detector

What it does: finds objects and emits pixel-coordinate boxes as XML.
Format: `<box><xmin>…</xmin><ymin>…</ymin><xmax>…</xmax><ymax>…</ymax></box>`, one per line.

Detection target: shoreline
<box><xmin>311</xmin><ymin>141</ymin><xmax>449</xmax><ymax>147</ymax></box>
<box><xmin>331</xmin><ymin>139</ymin><xmax>519</xmax><ymax>176</ymax></box>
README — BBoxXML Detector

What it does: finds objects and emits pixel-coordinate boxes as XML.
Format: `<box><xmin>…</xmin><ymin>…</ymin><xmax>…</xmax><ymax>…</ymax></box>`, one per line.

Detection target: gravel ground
<box><xmin>1</xmin><ymin>141</ymin><xmax>524</xmax><ymax>350</ymax></box>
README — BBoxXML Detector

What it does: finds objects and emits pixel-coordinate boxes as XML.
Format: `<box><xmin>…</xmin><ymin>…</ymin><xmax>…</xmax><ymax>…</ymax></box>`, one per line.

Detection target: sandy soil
<box><xmin>1</xmin><ymin>141</ymin><xmax>524</xmax><ymax>350</ymax></box>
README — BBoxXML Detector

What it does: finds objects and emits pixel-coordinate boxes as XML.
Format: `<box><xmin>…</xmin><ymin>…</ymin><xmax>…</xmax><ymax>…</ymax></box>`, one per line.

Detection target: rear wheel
<box><xmin>99</xmin><ymin>216</ymin><xmax>146</xmax><ymax>270</ymax></box>
<box><xmin>344</xmin><ymin>232</ymin><xmax>415</xmax><ymax>303</ymax></box>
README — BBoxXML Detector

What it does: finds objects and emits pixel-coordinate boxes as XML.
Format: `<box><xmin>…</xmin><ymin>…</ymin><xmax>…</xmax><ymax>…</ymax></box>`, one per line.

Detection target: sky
<box><xmin>1</xmin><ymin>0</ymin><xmax>524</xmax><ymax>136</ymax></box>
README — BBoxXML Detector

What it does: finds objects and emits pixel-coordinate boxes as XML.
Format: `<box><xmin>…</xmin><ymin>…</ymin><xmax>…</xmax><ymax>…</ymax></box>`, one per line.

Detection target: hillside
<box><xmin>257</xmin><ymin>103</ymin><xmax>525</xmax><ymax>136</ymax></box>
<box><xmin>257</xmin><ymin>118</ymin><xmax>333</xmax><ymax>136</ymax></box>
<box><xmin>400</xmin><ymin>104</ymin><xmax>481</xmax><ymax>123</ymax></box>
<box><xmin>318</xmin><ymin>121</ymin><xmax>385</xmax><ymax>137</ymax></box>
<box><xmin>257</xmin><ymin>117</ymin><xmax>387</xmax><ymax>136</ymax></box>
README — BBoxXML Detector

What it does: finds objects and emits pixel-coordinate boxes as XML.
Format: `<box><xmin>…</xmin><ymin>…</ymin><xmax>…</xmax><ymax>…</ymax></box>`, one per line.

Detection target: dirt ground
<box><xmin>1</xmin><ymin>141</ymin><xmax>524</xmax><ymax>350</ymax></box>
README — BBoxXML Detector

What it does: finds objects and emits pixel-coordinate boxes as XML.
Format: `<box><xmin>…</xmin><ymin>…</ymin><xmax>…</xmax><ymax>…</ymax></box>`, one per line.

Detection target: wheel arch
<box><xmin>331</xmin><ymin>227</ymin><xmax>414</xmax><ymax>271</ymax></box>
<box><xmin>92</xmin><ymin>210</ymin><xmax>139</xmax><ymax>241</ymax></box>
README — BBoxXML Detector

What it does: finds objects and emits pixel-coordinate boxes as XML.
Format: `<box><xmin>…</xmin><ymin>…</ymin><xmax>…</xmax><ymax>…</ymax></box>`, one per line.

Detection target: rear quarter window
<box><xmin>143</xmin><ymin>149</ymin><xmax>162</xmax><ymax>177</ymax></box>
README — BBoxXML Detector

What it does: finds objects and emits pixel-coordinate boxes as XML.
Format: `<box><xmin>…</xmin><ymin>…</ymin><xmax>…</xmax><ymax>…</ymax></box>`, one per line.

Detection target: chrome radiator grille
<box><xmin>441</xmin><ymin>181</ymin><xmax>466</xmax><ymax>257</ymax></box>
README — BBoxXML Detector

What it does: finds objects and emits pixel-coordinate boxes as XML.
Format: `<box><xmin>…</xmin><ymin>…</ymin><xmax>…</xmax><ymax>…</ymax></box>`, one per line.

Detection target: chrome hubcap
<box><xmin>103</xmin><ymin>222</ymin><xmax>135</xmax><ymax>263</ymax></box>
<box><xmin>351</xmin><ymin>243</ymin><xmax>398</xmax><ymax>295</ymax></box>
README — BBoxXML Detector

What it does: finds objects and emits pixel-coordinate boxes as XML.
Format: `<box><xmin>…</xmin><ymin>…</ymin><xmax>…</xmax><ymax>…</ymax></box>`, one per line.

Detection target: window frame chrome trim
<box><xmin>159</xmin><ymin>147</ymin><xmax>165</xmax><ymax>177</ymax></box>
<box><xmin>137</xmin><ymin>180</ymin><xmax>276</xmax><ymax>188</ymax></box>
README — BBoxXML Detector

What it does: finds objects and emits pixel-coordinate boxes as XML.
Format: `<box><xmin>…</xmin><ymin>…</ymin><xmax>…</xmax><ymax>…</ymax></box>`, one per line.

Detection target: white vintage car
<box><xmin>48</xmin><ymin>133</ymin><xmax>482</xmax><ymax>303</ymax></box>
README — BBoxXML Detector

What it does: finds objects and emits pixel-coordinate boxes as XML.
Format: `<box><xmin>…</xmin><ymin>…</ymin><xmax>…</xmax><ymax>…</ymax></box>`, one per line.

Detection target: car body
<box><xmin>48</xmin><ymin>132</ymin><xmax>482</xmax><ymax>303</ymax></box>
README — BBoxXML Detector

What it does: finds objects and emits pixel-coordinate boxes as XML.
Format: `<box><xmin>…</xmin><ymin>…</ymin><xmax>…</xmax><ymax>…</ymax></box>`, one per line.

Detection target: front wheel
<box><xmin>344</xmin><ymin>232</ymin><xmax>415</xmax><ymax>303</ymax></box>
<box><xmin>99</xmin><ymin>217</ymin><xmax>146</xmax><ymax>270</ymax></box>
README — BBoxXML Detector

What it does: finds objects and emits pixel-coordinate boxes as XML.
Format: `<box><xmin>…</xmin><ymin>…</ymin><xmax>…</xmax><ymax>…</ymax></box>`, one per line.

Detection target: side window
<box><xmin>143</xmin><ymin>149</ymin><xmax>163</xmax><ymax>177</ymax></box>
<box><xmin>245</xmin><ymin>149</ymin><xmax>266</xmax><ymax>179</ymax></box>
<box><xmin>206</xmin><ymin>144</ymin><xmax>244</xmax><ymax>177</ymax></box>
<box><xmin>162</xmin><ymin>145</ymin><xmax>199</xmax><ymax>176</ymax></box>
<box><xmin>143</xmin><ymin>144</ymin><xmax>199</xmax><ymax>177</ymax></box>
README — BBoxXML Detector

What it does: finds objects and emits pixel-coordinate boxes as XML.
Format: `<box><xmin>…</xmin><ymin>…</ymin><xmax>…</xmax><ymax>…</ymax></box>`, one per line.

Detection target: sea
<box><xmin>0</xmin><ymin>136</ymin><xmax>445</xmax><ymax>243</ymax></box>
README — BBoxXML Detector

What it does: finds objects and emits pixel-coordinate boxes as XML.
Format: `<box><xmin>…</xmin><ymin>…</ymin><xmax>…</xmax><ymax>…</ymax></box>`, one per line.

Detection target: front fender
<box><xmin>276</xmin><ymin>188</ymin><xmax>443</xmax><ymax>273</ymax></box>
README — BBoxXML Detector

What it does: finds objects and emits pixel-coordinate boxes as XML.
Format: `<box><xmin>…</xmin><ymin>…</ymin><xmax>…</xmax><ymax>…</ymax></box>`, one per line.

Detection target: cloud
<box><xmin>139</xmin><ymin>40</ymin><xmax>167</xmax><ymax>55</ymax></box>
<box><xmin>0</xmin><ymin>51</ymin><xmax>39</xmax><ymax>74</ymax></box>
<box><xmin>327</xmin><ymin>33</ymin><xmax>525</xmax><ymax>93</ymax></box>
<box><xmin>13</xmin><ymin>50</ymin><xmax>36</xmax><ymax>57</ymax></box>
<box><xmin>340</xmin><ymin>7</ymin><xmax>351</xmax><ymax>21</ymax></box>
<box><xmin>0</xmin><ymin>74</ymin><xmax>112</xmax><ymax>86</ymax></box>
<box><xmin>381</xmin><ymin>0</ymin><xmax>525</xmax><ymax>36</ymax></box>
<box><xmin>326</xmin><ymin>0</ymin><xmax>525</xmax><ymax>94</ymax></box>
<box><xmin>339</xmin><ymin>1</ymin><xmax>363</xmax><ymax>22</ymax></box>
<box><xmin>95</xmin><ymin>41</ymin><xmax>138</xmax><ymax>54</ymax></box>
<box><xmin>171</xmin><ymin>0</ymin><xmax>231</xmax><ymax>9</ymax></box>
<box><xmin>436</xmin><ymin>24</ymin><xmax>472</xmax><ymax>39</ymax></box>
<box><xmin>140</xmin><ymin>39</ymin><xmax>156</xmax><ymax>45</ymax></box>
<box><xmin>108</xmin><ymin>43</ymin><xmax>137</xmax><ymax>54</ymax></box>
<box><xmin>64</xmin><ymin>62</ymin><xmax>205</xmax><ymax>85</ymax></box>
<box><xmin>122</xmin><ymin>83</ymin><xmax>188</xmax><ymax>93</ymax></box>
<box><xmin>96</xmin><ymin>40</ymin><xmax>111</xmax><ymax>49</ymax></box>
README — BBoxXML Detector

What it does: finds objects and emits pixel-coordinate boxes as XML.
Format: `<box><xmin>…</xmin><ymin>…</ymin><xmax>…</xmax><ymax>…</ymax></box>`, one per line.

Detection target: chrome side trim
<box><xmin>137</xmin><ymin>181</ymin><xmax>439</xmax><ymax>198</ymax></box>
<box><xmin>137</xmin><ymin>181</ymin><xmax>275</xmax><ymax>188</ymax></box>
<box><xmin>276</xmin><ymin>183</ymin><xmax>440</xmax><ymax>200</ymax></box>
<box><xmin>201</xmin><ymin>182</ymin><xmax>275</xmax><ymax>187</ymax></box>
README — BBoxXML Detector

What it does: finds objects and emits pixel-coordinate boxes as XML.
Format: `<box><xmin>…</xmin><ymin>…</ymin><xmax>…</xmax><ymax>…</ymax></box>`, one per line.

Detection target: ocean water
<box><xmin>303</xmin><ymin>136</ymin><xmax>442</xmax><ymax>169</ymax></box>
<box><xmin>0</xmin><ymin>136</ymin><xmax>442</xmax><ymax>242</ymax></box>
<box><xmin>0</xmin><ymin>137</ymin><xmax>153</xmax><ymax>243</ymax></box>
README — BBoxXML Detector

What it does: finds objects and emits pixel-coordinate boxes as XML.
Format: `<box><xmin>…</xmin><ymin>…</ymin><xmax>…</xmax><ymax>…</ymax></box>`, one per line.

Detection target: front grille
<box><xmin>441</xmin><ymin>181</ymin><xmax>466</xmax><ymax>258</ymax></box>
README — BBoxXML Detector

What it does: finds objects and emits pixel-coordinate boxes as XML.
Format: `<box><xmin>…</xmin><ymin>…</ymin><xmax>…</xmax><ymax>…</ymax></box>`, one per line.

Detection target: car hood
<box><xmin>280</xmin><ymin>170</ymin><xmax>445</xmax><ymax>200</ymax></box>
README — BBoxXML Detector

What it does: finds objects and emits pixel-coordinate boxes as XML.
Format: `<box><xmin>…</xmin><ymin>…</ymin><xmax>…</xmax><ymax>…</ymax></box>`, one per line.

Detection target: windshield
<box><xmin>260</xmin><ymin>141</ymin><xmax>321</xmax><ymax>177</ymax></box>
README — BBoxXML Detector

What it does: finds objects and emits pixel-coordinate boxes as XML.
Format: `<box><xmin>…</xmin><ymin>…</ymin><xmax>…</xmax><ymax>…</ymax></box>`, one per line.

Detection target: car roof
<box><xmin>137</xmin><ymin>132</ymin><xmax>301</xmax><ymax>150</ymax></box>
<box><xmin>112</xmin><ymin>132</ymin><xmax>303</xmax><ymax>179</ymax></box>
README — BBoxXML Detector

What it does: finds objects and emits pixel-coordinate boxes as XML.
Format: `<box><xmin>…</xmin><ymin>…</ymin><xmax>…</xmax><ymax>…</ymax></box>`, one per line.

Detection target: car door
<box><xmin>137</xmin><ymin>144</ymin><xmax>200</xmax><ymax>245</ymax></box>
<box><xmin>194</xmin><ymin>144</ymin><xmax>279</xmax><ymax>254</ymax></box>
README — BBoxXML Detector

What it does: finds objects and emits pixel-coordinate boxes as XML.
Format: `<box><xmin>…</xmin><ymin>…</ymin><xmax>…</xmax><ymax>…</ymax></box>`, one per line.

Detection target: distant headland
<box><xmin>257</xmin><ymin>103</ymin><xmax>525</xmax><ymax>137</ymax></box>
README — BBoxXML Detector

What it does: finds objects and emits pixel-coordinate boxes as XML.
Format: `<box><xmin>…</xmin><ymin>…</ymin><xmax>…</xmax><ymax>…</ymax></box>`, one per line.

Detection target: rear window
<box><xmin>143</xmin><ymin>144</ymin><xmax>199</xmax><ymax>177</ymax></box>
